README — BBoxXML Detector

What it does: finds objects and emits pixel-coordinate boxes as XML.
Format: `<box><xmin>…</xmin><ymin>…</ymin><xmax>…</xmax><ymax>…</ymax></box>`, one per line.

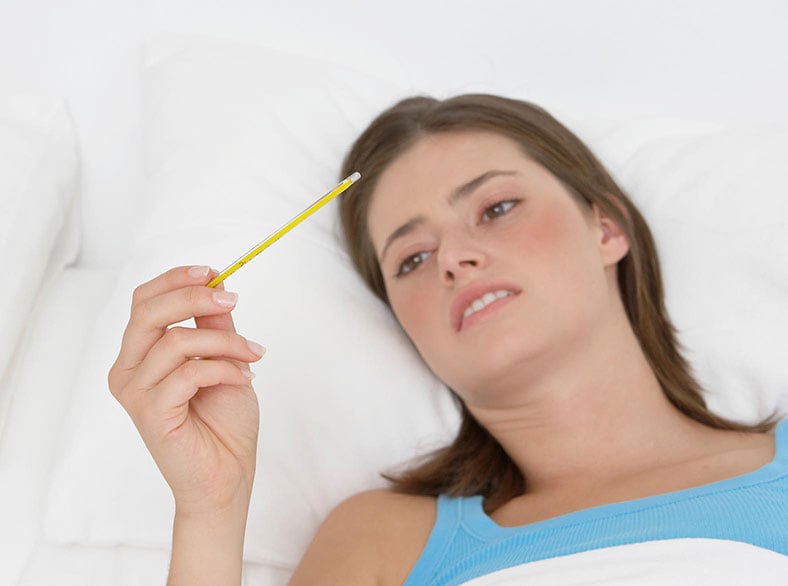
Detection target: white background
<box><xmin>1</xmin><ymin>0</ymin><xmax>786</xmax><ymax>268</ymax></box>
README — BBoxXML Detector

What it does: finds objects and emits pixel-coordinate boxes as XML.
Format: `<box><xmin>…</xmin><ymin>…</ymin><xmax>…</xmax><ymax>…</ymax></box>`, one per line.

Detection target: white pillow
<box><xmin>44</xmin><ymin>32</ymin><xmax>459</xmax><ymax>569</ymax></box>
<box><xmin>0</xmin><ymin>91</ymin><xmax>80</xmax><ymax>430</ymax></box>
<box><xmin>612</xmin><ymin>127</ymin><xmax>788</xmax><ymax>422</ymax></box>
<box><xmin>136</xmin><ymin>31</ymin><xmax>408</xmax><ymax>245</ymax></box>
<box><xmin>43</xmin><ymin>32</ymin><xmax>788</xmax><ymax>576</ymax></box>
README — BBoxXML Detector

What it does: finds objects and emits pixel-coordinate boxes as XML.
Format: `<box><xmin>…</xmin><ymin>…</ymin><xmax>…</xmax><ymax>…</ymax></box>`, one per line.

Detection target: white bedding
<box><xmin>0</xmin><ymin>267</ymin><xmax>117</xmax><ymax>583</ymax></box>
<box><xmin>462</xmin><ymin>539</ymin><xmax>788</xmax><ymax>586</ymax></box>
<box><xmin>0</xmin><ymin>92</ymin><xmax>80</xmax><ymax>426</ymax></box>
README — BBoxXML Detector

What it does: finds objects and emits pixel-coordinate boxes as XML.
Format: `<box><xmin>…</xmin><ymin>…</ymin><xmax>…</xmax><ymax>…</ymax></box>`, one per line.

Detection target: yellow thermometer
<box><xmin>207</xmin><ymin>171</ymin><xmax>361</xmax><ymax>288</ymax></box>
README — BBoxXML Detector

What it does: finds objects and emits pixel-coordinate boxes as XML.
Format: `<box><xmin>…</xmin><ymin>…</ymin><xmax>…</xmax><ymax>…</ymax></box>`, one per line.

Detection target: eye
<box><xmin>481</xmin><ymin>199</ymin><xmax>519</xmax><ymax>222</ymax></box>
<box><xmin>396</xmin><ymin>251</ymin><xmax>432</xmax><ymax>277</ymax></box>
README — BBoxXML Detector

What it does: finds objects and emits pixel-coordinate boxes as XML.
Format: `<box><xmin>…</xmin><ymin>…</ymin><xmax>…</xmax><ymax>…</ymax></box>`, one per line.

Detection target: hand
<box><xmin>109</xmin><ymin>266</ymin><xmax>264</xmax><ymax>515</ymax></box>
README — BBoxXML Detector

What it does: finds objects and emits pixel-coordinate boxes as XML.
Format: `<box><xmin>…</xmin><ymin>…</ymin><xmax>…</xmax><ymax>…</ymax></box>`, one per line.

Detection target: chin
<box><xmin>434</xmin><ymin>330</ymin><xmax>539</xmax><ymax>394</ymax></box>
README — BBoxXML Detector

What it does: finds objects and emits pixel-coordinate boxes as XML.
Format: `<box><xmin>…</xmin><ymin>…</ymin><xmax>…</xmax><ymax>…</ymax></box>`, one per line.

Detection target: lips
<box><xmin>450</xmin><ymin>280</ymin><xmax>522</xmax><ymax>332</ymax></box>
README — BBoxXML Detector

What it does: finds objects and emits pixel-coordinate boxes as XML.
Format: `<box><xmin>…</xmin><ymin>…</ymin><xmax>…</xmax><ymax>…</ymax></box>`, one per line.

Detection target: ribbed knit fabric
<box><xmin>404</xmin><ymin>419</ymin><xmax>788</xmax><ymax>586</ymax></box>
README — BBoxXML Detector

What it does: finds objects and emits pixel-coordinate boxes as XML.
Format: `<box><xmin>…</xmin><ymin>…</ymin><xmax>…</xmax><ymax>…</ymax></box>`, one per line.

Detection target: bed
<box><xmin>1</xmin><ymin>1</ymin><xmax>786</xmax><ymax>584</ymax></box>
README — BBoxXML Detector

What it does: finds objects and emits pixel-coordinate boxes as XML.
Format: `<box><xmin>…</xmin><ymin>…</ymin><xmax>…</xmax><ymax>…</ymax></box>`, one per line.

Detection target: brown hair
<box><xmin>338</xmin><ymin>94</ymin><xmax>776</xmax><ymax>511</ymax></box>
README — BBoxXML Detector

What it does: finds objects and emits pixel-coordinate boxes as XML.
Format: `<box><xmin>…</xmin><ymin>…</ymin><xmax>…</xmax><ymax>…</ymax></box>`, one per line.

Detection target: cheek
<box><xmin>532</xmin><ymin>205</ymin><xmax>606</xmax><ymax>316</ymax></box>
<box><xmin>515</xmin><ymin>202</ymin><xmax>598</xmax><ymax>297</ymax></box>
<box><xmin>389</xmin><ymin>285</ymin><xmax>438</xmax><ymax>344</ymax></box>
<box><xmin>514</xmin><ymin>202</ymin><xmax>573</xmax><ymax>258</ymax></box>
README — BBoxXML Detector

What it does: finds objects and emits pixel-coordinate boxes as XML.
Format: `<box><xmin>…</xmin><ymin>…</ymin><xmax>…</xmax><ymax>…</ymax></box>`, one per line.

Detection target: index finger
<box><xmin>115</xmin><ymin>266</ymin><xmax>228</xmax><ymax>372</ymax></box>
<box><xmin>131</xmin><ymin>265</ymin><xmax>216</xmax><ymax>306</ymax></box>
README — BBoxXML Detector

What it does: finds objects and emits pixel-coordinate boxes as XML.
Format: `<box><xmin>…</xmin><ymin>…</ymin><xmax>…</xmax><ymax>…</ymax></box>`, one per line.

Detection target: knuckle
<box><xmin>131</xmin><ymin>283</ymin><xmax>147</xmax><ymax>307</ymax></box>
<box><xmin>107</xmin><ymin>365</ymin><xmax>120</xmax><ymax>398</ymax></box>
<box><xmin>108</xmin><ymin>364</ymin><xmax>136</xmax><ymax>410</ymax></box>
<box><xmin>130</xmin><ymin>297</ymin><xmax>151</xmax><ymax>324</ymax></box>
<box><xmin>164</xmin><ymin>325</ymin><xmax>190</xmax><ymax>348</ymax></box>
<box><xmin>179</xmin><ymin>358</ymin><xmax>202</xmax><ymax>381</ymax></box>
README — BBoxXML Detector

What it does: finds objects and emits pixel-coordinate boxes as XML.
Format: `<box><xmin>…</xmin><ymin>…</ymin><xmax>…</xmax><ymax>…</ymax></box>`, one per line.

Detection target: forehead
<box><xmin>373</xmin><ymin>130</ymin><xmax>526</xmax><ymax>203</ymax></box>
<box><xmin>367</xmin><ymin>130</ymin><xmax>534</xmax><ymax>245</ymax></box>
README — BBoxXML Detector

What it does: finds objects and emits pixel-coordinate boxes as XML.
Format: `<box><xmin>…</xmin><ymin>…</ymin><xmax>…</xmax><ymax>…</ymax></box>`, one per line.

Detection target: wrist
<box><xmin>174</xmin><ymin>490</ymin><xmax>252</xmax><ymax>525</ymax></box>
<box><xmin>173</xmin><ymin>478</ymin><xmax>254</xmax><ymax>520</ymax></box>
<box><xmin>168</xmin><ymin>497</ymin><xmax>251</xmax><ymax>586</ymax></box>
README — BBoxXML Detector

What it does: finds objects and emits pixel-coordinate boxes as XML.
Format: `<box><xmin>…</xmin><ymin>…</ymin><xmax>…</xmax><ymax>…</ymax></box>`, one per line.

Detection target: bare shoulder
<box><xmin>289</xmin><ymin>488</ymin><xmax>437</xmax><ymax>586</ymax></box>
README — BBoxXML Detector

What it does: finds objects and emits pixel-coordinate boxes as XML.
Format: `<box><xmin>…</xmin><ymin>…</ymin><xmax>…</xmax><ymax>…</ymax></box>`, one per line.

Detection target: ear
<box><xmin>591</xmin><ymin>197</ymin><xmax>630</xmax><ymax>266</ymax></box>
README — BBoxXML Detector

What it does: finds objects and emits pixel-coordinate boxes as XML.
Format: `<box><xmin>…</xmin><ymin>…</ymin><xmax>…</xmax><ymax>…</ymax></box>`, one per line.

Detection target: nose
<box><xmin>437</xmin><ymin>231</ymin><xmax>487</xmax><ymax>286</ymax></box>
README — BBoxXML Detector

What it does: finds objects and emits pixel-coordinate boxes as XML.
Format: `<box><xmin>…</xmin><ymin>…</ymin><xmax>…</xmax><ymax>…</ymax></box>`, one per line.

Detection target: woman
<box><xmin>108</xmin><ymin>94</ymin><xmax>786</xmax><ymax>585</ymax></box>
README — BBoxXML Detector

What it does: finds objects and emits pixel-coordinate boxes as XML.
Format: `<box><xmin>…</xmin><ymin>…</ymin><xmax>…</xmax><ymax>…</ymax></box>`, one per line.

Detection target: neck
<box><xmin>466</xmin><ymin>300</ymin><xmax>713</xmax><ymax>494</ymax></box>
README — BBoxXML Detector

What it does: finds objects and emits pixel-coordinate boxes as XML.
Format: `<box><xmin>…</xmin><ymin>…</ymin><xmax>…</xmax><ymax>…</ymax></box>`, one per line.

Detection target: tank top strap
<box><xmin>773</xmin><ymin>418</ymin><xmax>788</xmax><ymax>465</ymax></box>
<box><xmin>403</xmin><ymin>494</ymin><xmax>470</xmax><ymax>585</ymax></box>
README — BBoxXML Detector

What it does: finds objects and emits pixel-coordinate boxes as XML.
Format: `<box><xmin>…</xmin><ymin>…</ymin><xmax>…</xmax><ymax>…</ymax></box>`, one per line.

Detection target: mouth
<box><xmin>451</xmin><ymin>282</ymin><xmax>521</xmax><ymax>332</ymax></box>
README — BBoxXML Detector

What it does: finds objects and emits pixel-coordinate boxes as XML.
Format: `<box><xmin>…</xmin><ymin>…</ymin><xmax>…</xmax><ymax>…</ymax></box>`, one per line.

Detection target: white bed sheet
<box><xmin>15</xmin><ymin>542</ymin><xmax>292</xmax><ymax>586</ymax></box>
<box><xmin>461</xmin><ymin>539</ymin><xmax>788</xmax><ymax>586</ymax></box>
<box><xmin>0</xmin><ymin>267</ymin><xmax>117</xmax><ymax>584</ymax></box>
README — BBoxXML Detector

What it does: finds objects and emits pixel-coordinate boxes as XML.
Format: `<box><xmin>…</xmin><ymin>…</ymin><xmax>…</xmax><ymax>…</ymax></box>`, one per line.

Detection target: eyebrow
<box><xmin>379</xmin><ymin>170</ymin><xmax>519</xmax><ymax>262</ymax></box>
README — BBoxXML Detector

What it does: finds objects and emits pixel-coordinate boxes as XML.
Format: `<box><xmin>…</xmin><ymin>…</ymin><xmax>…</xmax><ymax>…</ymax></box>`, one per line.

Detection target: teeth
<box><xmin>462</xmin><ymin>289</ymin><xmax>514</xmax><ymax>321</ymax></box>
<box><xmin>482</xmin><ymin>292</ymin><xmax>498</xmax><ymax>305</ymax></box>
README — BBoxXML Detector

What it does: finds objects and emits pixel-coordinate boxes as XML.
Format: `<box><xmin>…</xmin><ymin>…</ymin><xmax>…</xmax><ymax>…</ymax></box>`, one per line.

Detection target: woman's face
<box><xmin>366</xmin><ymin>130</ymin><xmax>628</xmax><ymax>404</ymax></box>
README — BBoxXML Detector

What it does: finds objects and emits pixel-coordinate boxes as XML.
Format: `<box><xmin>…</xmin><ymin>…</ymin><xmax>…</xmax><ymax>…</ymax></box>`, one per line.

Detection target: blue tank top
<box><xmin>404</xmin><ymin>419</ymin><xmax>788</xmax><ymax>585</ymax></box>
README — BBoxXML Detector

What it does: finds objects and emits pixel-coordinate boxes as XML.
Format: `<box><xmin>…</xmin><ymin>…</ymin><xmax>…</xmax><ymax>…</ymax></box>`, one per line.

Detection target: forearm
<box><xmin>167</xmin><ymin>499</ymin><xmax>250</xmax><ymax>586</ymax></box>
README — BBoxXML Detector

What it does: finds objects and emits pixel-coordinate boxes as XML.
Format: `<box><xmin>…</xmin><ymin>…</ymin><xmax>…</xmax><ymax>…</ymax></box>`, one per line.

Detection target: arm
<box><xmin>108</xmin><ymin>266</ymin><xmax>262</xmax><ymax>586</ymax></box>
<box><xmin>168</xmin><ymin>497</ymin><xmax>250</xmax><ymax>586</ymax></box>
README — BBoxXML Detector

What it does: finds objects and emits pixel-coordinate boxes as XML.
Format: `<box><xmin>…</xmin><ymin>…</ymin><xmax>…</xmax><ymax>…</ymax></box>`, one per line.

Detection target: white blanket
<box><xmin>462</xmin><ymin>539</ymin><xmax>788</xmax><ymax>586</ymax></box>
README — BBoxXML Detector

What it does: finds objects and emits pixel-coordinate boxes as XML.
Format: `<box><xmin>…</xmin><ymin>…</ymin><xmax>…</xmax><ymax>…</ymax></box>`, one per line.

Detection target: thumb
<box><xmin>195</xmin><ymin>272</ymin><xmax>238</xmax><ymax>333</ymax></box>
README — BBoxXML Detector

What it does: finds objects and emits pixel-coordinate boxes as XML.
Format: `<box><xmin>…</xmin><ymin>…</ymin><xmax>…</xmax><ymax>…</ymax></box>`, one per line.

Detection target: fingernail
<box><xmin>189</xmin><ymin>265</ymin><xmax>211</xmax><ymax>279</ymax></box>
<box><xmin>213</xmin><ymin>290</ymin><xmax>238</xmax><ymax>307</ymax></box>
<box><xmin>247</xmin><ymin>340</ymin><xmax>265</xmax><ymax>356</ymax></box>
<box><xmin>241</xmin><ymin>367</ymin><xmax>256</xmax><ymax>380</ymax></box>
